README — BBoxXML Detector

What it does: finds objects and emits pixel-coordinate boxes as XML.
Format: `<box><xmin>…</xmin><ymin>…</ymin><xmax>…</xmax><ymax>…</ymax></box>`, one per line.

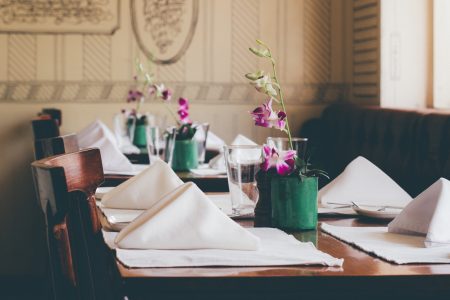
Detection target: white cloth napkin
<box><xmin>208</xmin><ymin>134</ymin><xmax>257</xmax><ymax>170</ymax></box>
<box><xmin>114</xmin><ymin>182</ymin><xmax>260</xmax><ymax>250</ymax></box>
<box><xmin>319</xmin><ymin>156</ymin><xmax>412</xmax><ymax>208</ymax></box>
<box><xmin>321</xmin><ymin>223</ymin><xmax>450</xmax><ymax>264</ymax></box>
<box><xmin>113</xmin><ymin>113</ymin><xmax>140</xmax><ymax>154</ymax></box>
<box><xmin>388</xmin><ymin>178</ymin><xmax>450</xmax><ymax>247</ymax></box>
<box><xmin>194</xmin><ymin>127</ymin><xmax>225</xmax><ymax>151</ymax></box>
<box><xmin>78</xmin><ymin>120</ymin><xmax>135</xmax><ymax>173</ymax></box>
<box><xmin>231</xmin><ymin>134</ymin><xmax>257</xmax><ymax>146</ymax></box>
<box><xmin>104</xmin><ymin>227</ymin><xmax>343</xmax><ymax>268</ymax></box>
<box><xmin>101</xmin><ymin>160</ymin><xmax>183</xmax><ymax>209</ymax></box>
<box><xmin>97</xmin><ymin>193</ymin><xmax>248</xmax><ymax>233</ymax></box>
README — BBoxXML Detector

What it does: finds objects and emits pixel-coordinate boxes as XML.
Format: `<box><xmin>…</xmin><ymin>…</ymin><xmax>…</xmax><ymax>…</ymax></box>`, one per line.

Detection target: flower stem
<box><xmin>163</xmin><ymin>101</ymin><xmax>181</xmax><ymax>126</ymax></box>
<box><xmin>270</xmin><ymin>57</ymin><xmax>293</xmax><ymax>150</ymax></box>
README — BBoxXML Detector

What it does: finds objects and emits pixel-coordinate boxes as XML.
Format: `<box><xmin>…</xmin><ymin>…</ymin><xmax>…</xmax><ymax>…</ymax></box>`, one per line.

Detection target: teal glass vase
<box><xmin>271</xmin><ymin>175</ymin><xmax>318</xmax><ymax>231</ymax></box>
<box><xmin>171</xmin><ymin>139</ymin><xmax>199</xmax><ymax>171</ymax></box>
<box><xmin>132</xmin><ymin>124</ymin><xmax>147</xmax><ymax>148</ymax></box>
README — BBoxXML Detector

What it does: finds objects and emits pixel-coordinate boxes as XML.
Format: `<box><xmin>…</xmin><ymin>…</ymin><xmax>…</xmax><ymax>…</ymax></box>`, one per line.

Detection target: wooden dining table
<box><xmin>116</xmin><ymin>216</ymin><xmax>450</xmax><ymax>300</ymax></box>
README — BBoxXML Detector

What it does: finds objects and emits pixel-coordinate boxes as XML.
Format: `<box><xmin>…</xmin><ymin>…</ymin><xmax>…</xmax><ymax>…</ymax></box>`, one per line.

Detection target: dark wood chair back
<box><xmin>32</xmin><ymin>118</ymin><xmax>60</xmax><ymax>140</ymax></box>
<box><xmin>40</xmin><ymin>108</ymin><xmax>62</xmax><ymax>126</ymax></box>
<box><xmin>32</xmin><ymin>149</ymin><xmax>123</xmax><ymax>300</ymax></box>
<box><xmin>34</xmin><ymin>134</ymin><xmax>80</xmax><ymax>160</ymax></box>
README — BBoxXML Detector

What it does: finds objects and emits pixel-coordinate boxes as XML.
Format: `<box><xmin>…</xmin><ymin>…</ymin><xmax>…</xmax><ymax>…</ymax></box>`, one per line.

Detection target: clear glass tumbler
<box><xmin>163</xmin><ymin>127</ymin><xmax>178</xmax><ymax>166</ymax></box>
<box><xmin>146</xmin><ymin>125</ymin><xmax>160</xmax><ymax>163</ymax></box>
<box><xmin>224</xmin><ymin>145</ymin><xmax>263</xmax><ymax>216</ymax></box>
<box><xmin>194</xmin><ymin>123</ymin><xmax>210</xmax><ymax>164</ymax></box>
<box><xmin>266</xmin><ymin>137</ymin><xmax>308</xmax><ymax>161</ymax></box>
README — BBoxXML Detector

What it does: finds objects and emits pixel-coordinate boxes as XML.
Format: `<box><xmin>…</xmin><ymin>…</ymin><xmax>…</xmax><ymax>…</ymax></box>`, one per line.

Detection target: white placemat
<box><xmin>321</xmin><ymin>223</ymin><xmax>450</xmax><ymax>264</ymax></box>
<box><xmin>190</xmin><ymin>165</ymin><xmax>226</xmax><ymax>176</ymax></box>
<box><xmin>103</xmin><ymin>227</ymin><xmax>343</xmax><ymax>268</ymax></box>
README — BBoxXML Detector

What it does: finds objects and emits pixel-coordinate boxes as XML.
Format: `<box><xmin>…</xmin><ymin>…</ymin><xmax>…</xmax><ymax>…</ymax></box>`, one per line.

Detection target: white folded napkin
<box><xmin>319</xmin><ymin>156</ymin><xmax>412</xmax><ymax>207</ymax></box>
<box><xmin>207</xmin><ymin>131</ymin><xmax>226</xmax><ymax>151</ymax></box>
<box><xmin>101</xmin><ymin>160</ymin><xmax>183</xmax><ymax>209</ymax></box>
<box><xmin>194</xmin><ymin>127</ymin><xmax>225</xmax><ymax>151</ymax></box>
<box><xmin>114</xmin><ymin>182</ymin><xmax>261</xmax><ymax>250</ymax></box>
<box><xmin>78</xmin><ymin>120</ymin><xmax>134</xmax><ymax>173</ymax></box>
<box><xmin>113</xmin><ymin>113</ymin><xmax>140</xmax><ymax>154</ymax></box>
<box><xmin>209</xmin><ymin>134</ymin><xmax>257</xmax><ymax>170</ymax></box>
<box><xmin>388</xmin><ymin>178</ymin><xmax>450</xmax><ymax>247</ymax></box>
<box><xmin>231</xmin><ymin>134</ymin><xmax>257</xmax><ymax>146</ymax></box>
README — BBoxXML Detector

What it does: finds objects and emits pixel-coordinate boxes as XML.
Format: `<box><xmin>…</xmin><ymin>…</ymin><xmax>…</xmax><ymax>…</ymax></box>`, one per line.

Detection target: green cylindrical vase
<box><xmin>131</xmin><ymin>124</ymin><xmax>147</xmax><ymax>148</ymax></box>
<box><xmin>271</xmin><ymin>176</ymin><xmax>318</xmax><ymax>230</ymax></box>
<box><xmin>171</xmin><ymin>139</ymin><xmax>199</xmax><ymax>171</ymax></box>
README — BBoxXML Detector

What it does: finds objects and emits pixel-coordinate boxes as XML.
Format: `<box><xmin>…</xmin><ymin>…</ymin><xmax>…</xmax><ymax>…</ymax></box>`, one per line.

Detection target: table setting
<box><xmin>82</xmin><ymin>39</ymin><xmax>450</xmax><ymax>277</ymax></box>
<box><xmin>97</xmin><ymin>160</ymin><xmax>343</xmax><ymax>268</ymax></box>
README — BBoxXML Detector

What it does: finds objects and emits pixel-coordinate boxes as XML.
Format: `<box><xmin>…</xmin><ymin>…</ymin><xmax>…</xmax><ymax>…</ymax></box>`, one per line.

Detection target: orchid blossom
<box><xmin>250</xmin><ymin>98</ymin><xmax>286</xmax><ymax>131</ymax></box>
<box><xmin>177</xmin><ymin>97</ymin><xmax>191</xmax><ymax>124</ymax></box>
<box><xmin>262</xmin><ymin>145</ymin><xmax>296</xmax><ymax>176</ymax></box>
<box><xmin>246</xmin><ymin>40</ymin><xmax>294</xmax><ymax>151</ymax></box>
<box><xmin>125</xmin><ymin>60</ymin><xmax>173</xmax><ymax>118</ymax></box>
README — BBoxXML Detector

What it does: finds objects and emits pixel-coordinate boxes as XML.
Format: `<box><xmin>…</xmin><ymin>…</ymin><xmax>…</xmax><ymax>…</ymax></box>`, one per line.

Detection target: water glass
<box><xmin>194</xmin><ymin>123</ymin><xmax>210</xmax><ymax>164</ymax></box>
<box><xmin>146</xmin><ymin>125</ymin><xmax>160</xmax><ymax>163</ymax></box>
<box><xmin>224</xmin><ymin>145</ymin><xmax>263</xmax><ymax>216</ymax></box>
<box><xmin>266</xmin><ymin>137</ymin><xmax>308</xmax><ymax>161</ymax></box>
<box><xmin>163</xmin><ymin>127</ymin><xmax>178</xmax><ymax>166</ymax></box>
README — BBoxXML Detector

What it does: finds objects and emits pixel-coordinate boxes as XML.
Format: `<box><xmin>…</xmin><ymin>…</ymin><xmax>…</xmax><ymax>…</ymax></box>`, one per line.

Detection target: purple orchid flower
<box><xmin>262</xmin><ymin>145</ymin><xmax>296</xmax><ymax>176</ymax></box>
<box><xmin>250</xmin><ymin>98</ymin><xmax>286</xmax><ymax>131</ymax></box>
<box><xmin>177</xmin><ymin>97</ymin><xmax>191</xmax><ymax>124</ymax></box>
<box><xmin>178</xmin><ymin>97</ymin><xmax>189</xmax><ymax>109</ymax></box>
<box><xmin>127</xmin><ymin>89</ymin><xmax>143</xmax><ymax>102</ymax></box>
<box><xmin>162</xmin><ymin>89</ymin><xmax>172</xmax><ymax>101</ymax></box>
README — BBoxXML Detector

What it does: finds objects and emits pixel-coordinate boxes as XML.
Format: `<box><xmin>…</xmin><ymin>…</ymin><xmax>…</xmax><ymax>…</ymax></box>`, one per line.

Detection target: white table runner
<box><xmin>104</xmin><ymin>228</ymin><xmax>343</xmax><ymax>268</ymax></box>
<box><xmin>321</xmin><ymin>223</ymin><xmax>450</xmax><ymax>264</ymax></box>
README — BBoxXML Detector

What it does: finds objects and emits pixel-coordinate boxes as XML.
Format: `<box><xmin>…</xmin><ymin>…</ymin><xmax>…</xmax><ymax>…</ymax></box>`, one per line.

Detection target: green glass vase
<box><xmin>132</xmin><ymin>124</ymin><xmax>147</xmax><ymax>148</ymax></box>
<box><xmin>271</xmin><ymin>176</ymin><xmax>318</xmax><ymax>231</ymax></box>
<box><xmin>171</xmin><ymin>139</ymin><xmax>199</xmax><ymax>171</ymax></box>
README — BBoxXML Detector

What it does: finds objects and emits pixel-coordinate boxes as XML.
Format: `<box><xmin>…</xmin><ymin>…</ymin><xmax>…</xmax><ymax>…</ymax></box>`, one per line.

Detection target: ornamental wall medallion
<box><xmin>131</xmin><ymin>0</ymin><xmax>199</xmax><ymax>64</ymax></box>
<box><xmin>0</xmin><ymin>0</ymin><xmax>120</xmax><ymax>34</ymax></box>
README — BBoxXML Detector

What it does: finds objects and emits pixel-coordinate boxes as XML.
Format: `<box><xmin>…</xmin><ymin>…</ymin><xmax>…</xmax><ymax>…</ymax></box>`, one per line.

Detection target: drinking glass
<box><xmin>163</xmin><ymin>127</ymin><xmax>177</xmax><ymax>166</ymax></box>
<box><xmin>224</xmin><ymin>145</ymin><xmax>263</xmax><ymax>216</ymax></box>
<box><xmin>194</xmin><ymin>123</ymin><xmax>210</xmax><ymax>164</ymax></box>
<box><xmin>266</xmin><ymin>137</ymin><xmax>308</xmax><ymax>161</ymax></box>
<box><xmin>146</xmin><ymin>125</ymin><xmax>160</xmax><ymax>163</ymax></box>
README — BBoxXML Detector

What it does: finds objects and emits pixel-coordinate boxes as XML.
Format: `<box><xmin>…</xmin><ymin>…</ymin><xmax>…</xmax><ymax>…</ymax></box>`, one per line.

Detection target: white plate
<box><xmin>352</xmin><ymin>205</ymin><xmax>402</xmax><ymax>220</ymax></box>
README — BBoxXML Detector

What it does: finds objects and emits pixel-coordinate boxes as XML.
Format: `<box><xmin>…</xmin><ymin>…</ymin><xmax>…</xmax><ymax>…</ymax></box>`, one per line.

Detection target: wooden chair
<box><xmin>32</xmin><ymin>149</ymin><xmax>124</xmax><ymax>300</ymax></box>
<box><xmin>32</xmin><ymin>118</ymin><xmax>60</xmax><ymax>140</ymax></box>
<box><xmin>34</xmin><ymin>134</ymin><xmax>79</xmax><ymax>160</ymax></box>
<box><xmin>39</xmin><ymin>108</ymin><xmax>62</xmax><ymax>126</ymax></box>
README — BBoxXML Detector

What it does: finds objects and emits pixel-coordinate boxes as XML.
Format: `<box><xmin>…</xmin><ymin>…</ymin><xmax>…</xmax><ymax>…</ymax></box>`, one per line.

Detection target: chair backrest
<box><xmin>32</xmin><ymin>118</ymin><xmax>60</xmax><ymax>140</ymax></box>
<box><xmin>32</xmin><ymin>149</ymin><xmax>122</xmax><ymax>300</ymax></box>
<box><xmin>34</xmin><ymin>134</ymin><xmax>80</xmax><ymax>160</ymax></box>
<box><xmin>40</xmin><ymin>108</ymin><xmax>62</xmax><ymax>126</ymax></box>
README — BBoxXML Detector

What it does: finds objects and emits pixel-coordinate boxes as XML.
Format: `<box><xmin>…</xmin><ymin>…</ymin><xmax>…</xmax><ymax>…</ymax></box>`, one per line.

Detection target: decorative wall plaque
<box><xmin>131</xmin><ymin>0</ymin><xmax>199</xmax><ymax>64</ymax></box>
<box><xmin>0</xmin><ymin>0</ymin><xmax>120</xmax><ymax>34</ymax></box>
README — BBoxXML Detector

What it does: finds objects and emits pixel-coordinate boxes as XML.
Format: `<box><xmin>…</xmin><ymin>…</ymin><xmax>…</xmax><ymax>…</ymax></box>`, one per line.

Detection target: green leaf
<box><xmin>249</xmin><ymin>47</ymin><xmax>271</xmax><ymax>58</ymax></box>
<box><xmin>245</xmin><ymin>71</ymin><xmax>264</xmax><ymax>81</ymax></box>
<box><xmin>256</xmin><ymin>39</ymin><xmax>266</xmax><ymax>47</ymax></box>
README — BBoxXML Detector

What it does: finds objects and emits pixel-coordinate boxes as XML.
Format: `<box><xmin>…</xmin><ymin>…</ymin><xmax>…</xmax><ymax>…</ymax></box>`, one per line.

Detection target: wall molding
<box><xmin>0</xmin><ymin>81</ymin><xmax>347</xmax><ymax>105</ymax></box>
